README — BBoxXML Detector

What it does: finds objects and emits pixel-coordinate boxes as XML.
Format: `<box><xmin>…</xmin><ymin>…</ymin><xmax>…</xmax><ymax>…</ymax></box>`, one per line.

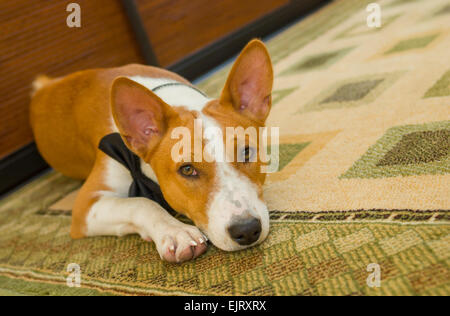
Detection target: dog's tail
<box><xmin>31</xmin><ymin>75</ymin><xmax>53</xmax><ymax>96</ymax></box>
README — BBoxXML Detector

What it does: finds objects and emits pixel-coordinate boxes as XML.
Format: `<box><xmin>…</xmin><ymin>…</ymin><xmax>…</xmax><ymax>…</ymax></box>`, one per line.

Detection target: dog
<box><xmin>30</xmin><ymin>39</ymin><xmax>273</xmax><ymax>263</ymax></box>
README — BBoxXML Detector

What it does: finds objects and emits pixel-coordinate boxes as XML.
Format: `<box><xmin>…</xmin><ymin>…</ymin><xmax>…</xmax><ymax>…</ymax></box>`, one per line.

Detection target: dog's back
<box><xmin>30</xmin><ymin>64</ymin><xmax>189</xmax><ymax>179</ymax></box>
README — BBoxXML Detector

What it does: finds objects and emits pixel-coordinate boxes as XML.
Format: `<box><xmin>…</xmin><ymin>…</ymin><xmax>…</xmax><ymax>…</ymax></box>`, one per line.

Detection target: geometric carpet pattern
<box><xmin>280</xmin><ymin>47</ymin><xmax>354</xmax><ymax>76</ymax></box>
<box><xmin>424</xmin><ymin>70</ymin><xmax>450</xmax><ymax>98</ymax></box>
<box><xmin>385</xmin><ymin>33</ymin><xmax>440</xmax><ymax>54</ymax></box>
<box><xmin>0</xmin><ymin>174</ymin><xmax>449</xmax><ymax>295</ymax></box>
<box><xmin>271</xmin><ymin>87</ymin><xmax>299</xmax><ymax>106</ymax></box>
<box><xmin>297</xmin><ymin>71</ymin><xmax>404</xmax><ymax>113</ymax></box>
<box><xmin>342</xmin><ymin>121</ymin><xmax>450</xmax><ymax>178</ymax></box>
<box><xmin>1</xmin><ymin>0</ymin><xmax>449</xmax><ymax>295</ymax></box>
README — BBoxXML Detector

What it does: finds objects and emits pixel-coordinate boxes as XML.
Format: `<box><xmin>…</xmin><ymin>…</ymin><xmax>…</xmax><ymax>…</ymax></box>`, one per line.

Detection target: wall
<box><xmin>0</xmin><ymin>0</ymin><xmax>142</xmax><ymax>159</ymax></box>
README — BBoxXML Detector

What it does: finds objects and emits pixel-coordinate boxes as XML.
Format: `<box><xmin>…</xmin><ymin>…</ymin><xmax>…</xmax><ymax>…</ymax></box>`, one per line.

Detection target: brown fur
<box><xmin>30</xmin><ymin>64</ymin><xmax>191</xmax><ymax>237</ymax></box>
<box><xmin>30</xmin><ymin>64</ymin><xmax>189</xmax><ymax>179</ymax></box>
<box><xmin>30</xmin><ymin>40</ymin><xmax>272</xmax><ymax>239</ymax></box>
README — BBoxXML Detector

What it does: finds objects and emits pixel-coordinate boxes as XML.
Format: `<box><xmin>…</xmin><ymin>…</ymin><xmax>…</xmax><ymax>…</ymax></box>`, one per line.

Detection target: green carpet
<box><xmin>0</xmin><ymin>0</ymin><xmax>449</xmax><ymax>295</ymax></box>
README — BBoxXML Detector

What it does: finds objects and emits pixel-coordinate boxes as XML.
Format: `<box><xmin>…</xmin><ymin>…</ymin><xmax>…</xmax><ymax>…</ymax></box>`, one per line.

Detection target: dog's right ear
<box><xmin>111</xmin><ymin>77</ymin><xmax>175</xmax><ymax>158</ymax></box>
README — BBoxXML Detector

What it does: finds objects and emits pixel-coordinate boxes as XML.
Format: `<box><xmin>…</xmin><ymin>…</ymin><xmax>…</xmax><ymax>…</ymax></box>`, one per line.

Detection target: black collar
<box><xmin>98</xmin><ymin>133</ymin><xmax>176</xmax><ymax>214</ymax></box>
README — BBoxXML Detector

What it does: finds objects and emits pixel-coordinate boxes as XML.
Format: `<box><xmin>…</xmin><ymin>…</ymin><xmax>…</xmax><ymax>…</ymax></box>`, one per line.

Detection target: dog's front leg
<box><xmin>85</xmin><ymin>196</ymin><xmax>208</xmax><ymax>262</ymax></box>
<box><xmin>70</xmin><ymin>153</ymin><xmax>208</xmax><ymax>263</ymax></box>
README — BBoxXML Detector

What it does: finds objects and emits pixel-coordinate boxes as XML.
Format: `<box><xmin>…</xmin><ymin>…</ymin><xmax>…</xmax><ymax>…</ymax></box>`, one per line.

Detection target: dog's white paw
<box><xmin>153</xmin><ymin>223</ymin><xmax>208</xmax><ymax>263</ymax></box>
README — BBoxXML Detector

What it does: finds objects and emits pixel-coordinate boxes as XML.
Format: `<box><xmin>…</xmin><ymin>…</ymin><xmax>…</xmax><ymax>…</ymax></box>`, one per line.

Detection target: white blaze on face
<box><xmin>201</xmin><ymin>114</ymin><xmax>270</xmax><ymax>251</ymax></box>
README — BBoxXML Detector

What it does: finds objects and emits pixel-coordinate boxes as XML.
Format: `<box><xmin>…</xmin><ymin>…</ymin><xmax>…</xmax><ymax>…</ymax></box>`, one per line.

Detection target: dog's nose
<box><xmin>227</xmin><ymin>217</ymin><xmax>261</xmax><ymax>246</ymax></box>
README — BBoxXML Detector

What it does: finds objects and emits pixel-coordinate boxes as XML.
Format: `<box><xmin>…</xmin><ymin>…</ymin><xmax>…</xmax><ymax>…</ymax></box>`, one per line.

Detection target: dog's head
<box><xmin>111</xmin><ymin>40</ymin><xmax>273</xmax><ymax>251</ymax></box>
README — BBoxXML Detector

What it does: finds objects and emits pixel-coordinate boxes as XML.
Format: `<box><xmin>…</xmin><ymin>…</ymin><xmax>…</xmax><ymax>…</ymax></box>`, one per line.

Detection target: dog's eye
<box><xmin>179</xmin><ymin>165</ymin><xmax>198</xmax><ymax>177</ymax></box>
<box><xmin>242</xmin><ymin>146</ymin><xmax>254</xmax><ymax>163</ymax></box>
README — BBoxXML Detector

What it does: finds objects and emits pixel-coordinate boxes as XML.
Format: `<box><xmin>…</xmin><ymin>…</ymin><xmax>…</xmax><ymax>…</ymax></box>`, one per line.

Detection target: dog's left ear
<box><xmin>220</xmin><ymin>39</ymin><xmax>273</xmax><ymax>124</ymax></box>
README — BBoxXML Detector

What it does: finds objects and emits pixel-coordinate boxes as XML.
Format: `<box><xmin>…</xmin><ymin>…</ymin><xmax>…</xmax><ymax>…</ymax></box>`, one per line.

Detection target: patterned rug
<box><xmin>1</xmin><ymin>0</ymin><xmax>449</xmax><ymax>296</ymax></box>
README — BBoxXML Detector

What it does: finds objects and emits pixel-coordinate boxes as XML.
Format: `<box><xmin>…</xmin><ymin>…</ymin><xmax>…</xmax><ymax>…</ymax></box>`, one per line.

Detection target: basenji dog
<box><xmin>30</xmin><ymin>39</ymin><xmax>273</xmax><ymax>263</ymax></box>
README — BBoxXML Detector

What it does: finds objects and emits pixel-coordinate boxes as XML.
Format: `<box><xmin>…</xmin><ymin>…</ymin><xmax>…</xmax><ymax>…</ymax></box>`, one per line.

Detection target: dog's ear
<box><xmin>111</xmin><ymin>77</ymin><xmax>175</xmax><ymax>157</ymax></box>
<box><xmin>220</xmin><ymin>39</ymin><xmax>273</xmax><ymax>124</ymax></box>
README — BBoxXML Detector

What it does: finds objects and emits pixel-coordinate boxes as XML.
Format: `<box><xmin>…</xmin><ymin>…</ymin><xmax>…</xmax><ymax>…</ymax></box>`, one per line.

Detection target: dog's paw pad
<box><xmin>156</xmin><ymin>225</ymin><xmax>208</xmax><ymax>263</ymax></box>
